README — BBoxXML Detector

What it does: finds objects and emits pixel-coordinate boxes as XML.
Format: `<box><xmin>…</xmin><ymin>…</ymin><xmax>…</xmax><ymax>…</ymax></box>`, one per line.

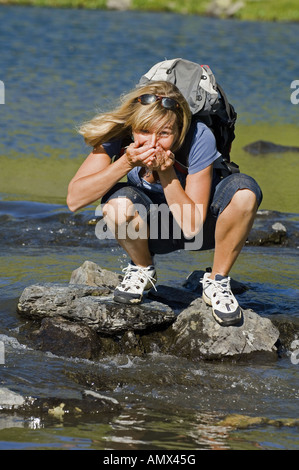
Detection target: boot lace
<box><xmin>202</xmin><ymin>276</ymin><xmax>235</xmax><ymax>309</ymax></box>
<box><xmin>121</xmin><ymin>265</ymin><xmax>157</xmax><ymax>293</ymax></box>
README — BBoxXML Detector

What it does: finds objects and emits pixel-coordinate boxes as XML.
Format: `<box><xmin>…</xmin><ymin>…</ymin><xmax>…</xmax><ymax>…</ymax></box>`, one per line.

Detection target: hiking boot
<box><xmin>114</xmin><ymin>263</ymin><xmax>157</xmax><ymax>304</ymax></box>
<box><xmin>201</xmin><ymin>272</ymin><xmax>242</xmax><ymax>326</ymax></box>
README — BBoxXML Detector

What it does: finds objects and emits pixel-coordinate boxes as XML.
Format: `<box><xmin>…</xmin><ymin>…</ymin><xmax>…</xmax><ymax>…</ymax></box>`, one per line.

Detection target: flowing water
<box><xmin>0</xmin><ymin>5</ymin><xmax>299</xmax><ymax>450</ymax></box>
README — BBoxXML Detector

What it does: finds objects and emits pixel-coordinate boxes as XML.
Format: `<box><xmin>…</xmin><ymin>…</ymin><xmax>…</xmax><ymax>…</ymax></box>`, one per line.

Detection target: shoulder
<box><xmin>188</xmin><ymin>121</ymin><xmax>220</xmax><ymax>174</ymax></box>
<box><xmin>102</xmin><ymin>139</ymin><xmax>122</xmax><ymax>159</ymax></box>
<box><xmin>191</xmin><ymin>121</ymin><xmax>216</xmax><ymax>145</ymax></box>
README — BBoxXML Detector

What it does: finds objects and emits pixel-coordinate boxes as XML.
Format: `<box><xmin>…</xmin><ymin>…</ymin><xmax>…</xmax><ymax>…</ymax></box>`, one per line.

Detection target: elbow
<box><xmin>66</xmin><ymin>184</ymin><xmax>99</xmax><ymax>212</ymax></box>
<box><xmin>182</xmin><ymin>227</ymin><xmax>201</xmax><ymax>240</ymax></box>
<box><xmin>67</xmin><ymin>184</ymin><xmax>80</xmax><ymax>212</ymax></box>
<box><xmin>181</xmin><ymin>218</ymin><xmax>203</xmax><ymax>240</ymax></box>
<box><xmin>67</xmin><ymin>194</ymin><xmax>78</xmax><ymax>212</ymax></box>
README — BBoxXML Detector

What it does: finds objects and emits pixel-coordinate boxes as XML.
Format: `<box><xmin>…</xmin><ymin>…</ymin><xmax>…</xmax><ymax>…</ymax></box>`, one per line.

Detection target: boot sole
<box><xmin>202</xmin><ymin>291</ymin><xmax>212</xmax><ymax>306</ymax></box>
<box><xmin>113</xmin><ymin>293</ymin><xmax>143</xmax><ymax>304</ymax></box>
<box><xmin>212</xmin><ymin>308</ymin><xmax>243</xmax><ymax>327</ymax></box>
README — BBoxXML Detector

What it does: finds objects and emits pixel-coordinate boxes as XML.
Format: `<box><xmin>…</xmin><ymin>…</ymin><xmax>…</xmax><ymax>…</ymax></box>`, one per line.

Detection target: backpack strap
<box><xmin>174</xmin><ymin>116</ymin><xmax>239</xmax><ymax>178</ymax></box>
<box><xmin>174</xmin><ymin>118</ymin><xmax>197</xmax><ymax>171</ymax></box>
<box><xmin>217</xmin><ymin>83</ymin><xmax>235</xmax><ymax>122</ymax></box>
<box><xmin>215</xmin><ymin>83</ymin><xmax>237</xmax><ymax>160</ymax></box>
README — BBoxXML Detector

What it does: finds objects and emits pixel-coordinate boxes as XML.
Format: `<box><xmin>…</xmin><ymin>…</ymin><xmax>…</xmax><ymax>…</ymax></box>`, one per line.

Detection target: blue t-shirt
<box><xmin>102</xmin><ymin>121</ymin><xmax>221</xmax><ymax>194</ymax></box>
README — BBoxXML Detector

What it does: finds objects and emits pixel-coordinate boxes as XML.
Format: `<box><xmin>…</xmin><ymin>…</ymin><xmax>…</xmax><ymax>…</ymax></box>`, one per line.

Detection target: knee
<box><xmin>231</xmin><ymin>189</ymin><xmax>258</xmax><ymax>216</ymax></box>
<box><xmin>103</xmin><ymin>198</ymin><xmax>135</xmax><ymax>226</ymax></box>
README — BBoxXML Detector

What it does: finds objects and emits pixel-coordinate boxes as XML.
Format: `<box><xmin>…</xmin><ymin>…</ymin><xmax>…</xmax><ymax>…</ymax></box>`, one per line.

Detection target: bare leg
<box><xmin>210</xmin><ymin>189</ymin><xmax>258</xmax><ymax>279</ymax></box>
<box><xmin>103</xmin><ymin>198</ymin><xmax>153</xmax><ymax>267</ymax></box>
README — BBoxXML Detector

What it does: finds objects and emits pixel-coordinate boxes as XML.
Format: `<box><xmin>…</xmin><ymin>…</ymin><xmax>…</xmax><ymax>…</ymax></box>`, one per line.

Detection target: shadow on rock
<box><xmin>15</xmin><ymin>261</ymin><xmax>286</xmax><ymax>362</ymax></box>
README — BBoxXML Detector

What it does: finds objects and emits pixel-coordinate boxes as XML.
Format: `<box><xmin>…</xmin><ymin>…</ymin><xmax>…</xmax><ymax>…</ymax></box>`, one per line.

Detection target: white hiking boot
<box><xmin>114</xmin><ymin>263</ymin><xmax>157</xmax><ymax>304</ymax></box>
<box><xmin>201</xmin><ymin>272</ymin><xmax>242</xmax><ymax>326</ymax></box>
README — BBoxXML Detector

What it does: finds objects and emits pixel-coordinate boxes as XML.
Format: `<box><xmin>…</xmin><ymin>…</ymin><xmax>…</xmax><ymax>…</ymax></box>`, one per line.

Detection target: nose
<box><xmin>148</xmin><ymin>133</ymin><xmax>158</xmax><ymax>146</ymax></box>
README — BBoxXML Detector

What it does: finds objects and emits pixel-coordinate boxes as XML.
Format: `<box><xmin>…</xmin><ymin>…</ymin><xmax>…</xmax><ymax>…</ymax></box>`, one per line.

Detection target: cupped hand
<box><xmin>124</xmin><ymin>138</ymin><xmax>157</xmax><ymax>169</ymax></box>
<box><xmin>152</xmin><ymin>146</ymin><xmax>175</xmax><ymax>172</ymax></box>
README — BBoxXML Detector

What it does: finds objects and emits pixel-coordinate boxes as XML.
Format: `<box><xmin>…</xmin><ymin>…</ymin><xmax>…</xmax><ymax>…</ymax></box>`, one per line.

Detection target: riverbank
<box><xmin>0</xmin><ymin>0</ymin><xmax>299</xmax><ymax>22</ymax></box>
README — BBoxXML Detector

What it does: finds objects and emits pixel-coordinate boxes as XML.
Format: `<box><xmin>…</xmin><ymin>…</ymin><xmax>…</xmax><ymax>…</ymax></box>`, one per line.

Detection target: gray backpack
<box><xmin>138</xmin><ymin>58</ymin><xmax>239</xmax><ymax>176</ymax></box>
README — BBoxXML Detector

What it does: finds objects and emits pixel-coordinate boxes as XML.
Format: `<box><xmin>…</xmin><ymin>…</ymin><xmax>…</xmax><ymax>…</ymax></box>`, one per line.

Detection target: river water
<box><xmin>0</xmin><ymin>5</ymin><xmax>299</xmax><ymax>450</ymax></box>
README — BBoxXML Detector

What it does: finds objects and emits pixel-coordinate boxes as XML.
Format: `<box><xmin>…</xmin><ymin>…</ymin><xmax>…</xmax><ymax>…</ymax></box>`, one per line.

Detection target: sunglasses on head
<box><xmin>137</xmin><ymin>94</ymin><xmax>180</xmax><ymax>110</ymax></box>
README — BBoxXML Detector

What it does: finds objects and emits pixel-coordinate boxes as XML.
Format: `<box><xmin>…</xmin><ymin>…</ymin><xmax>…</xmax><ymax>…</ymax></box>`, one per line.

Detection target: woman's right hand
<box><xmin>124</xmin><ymin>139</ymin><xmax>157</xmax><ymax>169</ymax></box>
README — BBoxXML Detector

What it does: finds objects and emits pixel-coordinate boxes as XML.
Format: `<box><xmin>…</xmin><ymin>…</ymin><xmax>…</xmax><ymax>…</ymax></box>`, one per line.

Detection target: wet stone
<box><xmin>166</xmin><ymin>298</ymin><xmax>280</xmax><ymax>360</ymax></box>
<box><xmin>31</xmin><ymin>316</ymin><xmax>102</xmax><ymax>359</ymax></box>
<box><xmin>18</xmin><ymin>283</ymin><xmax>176</xmax><ymax>335</ymax></box>
<box><xmin>0</xmin><ymin>387</ymin><xmax>121</xmax><ymax>422</ymax></box>
<box><xmin>16</xmin><ymin>261</ymin><xmax>288</xmax><ymax>361</ymax></box>
<box><xmin>243</xmin><ymin>140</ymin><xmax>299</xmax><ymax>155</ymax></box>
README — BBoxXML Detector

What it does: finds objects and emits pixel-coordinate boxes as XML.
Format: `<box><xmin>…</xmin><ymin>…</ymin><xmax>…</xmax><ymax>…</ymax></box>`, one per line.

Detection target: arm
<box><xmin>67</xmin><ymin>141</ymin><xmax>157</xmax><ymax>212</ymax></box>
<box><xmin>156</xmin><ymin>122</ymin><xmax>218</xmax><ymax>237</ymax></box>
<box><xmin>157</xmin><ymin>161</ymin><xmax>213</xmax><ymax>239</ymax></box>
<box><xmin>67</xmin><ymin>146</ymin><xmax>130</xmax><ymax>212</ymax></box>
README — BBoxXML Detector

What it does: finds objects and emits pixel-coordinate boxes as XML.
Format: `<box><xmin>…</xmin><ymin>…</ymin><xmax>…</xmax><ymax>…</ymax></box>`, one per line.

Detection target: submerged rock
<box><xmin>247</xmin><ymin>210</ymin><xmax>299</xmax><ymax>247</ymax></box>
<box><xmin>16</xmin><ymin>261</ymin><xmax>282</xmax><ymax>361</ymax></box>
<box><xmin>217</xmin><ymin>413</ymin><xmax>299</xmax><ymax>429</ymax></box>
<box><xmin>0</xmin><ymin>387</ymin><xmax>26</xmax><ymax>409</ymax></box>
<box><xmin>243</xmin><ymin>140</ymin><xmax>299</xmax><ymax>155</ymax></box>
<box><xmin>0</xmin><ymin>387</ymin><xmax>121</xmax><ymax>421</ymax></box>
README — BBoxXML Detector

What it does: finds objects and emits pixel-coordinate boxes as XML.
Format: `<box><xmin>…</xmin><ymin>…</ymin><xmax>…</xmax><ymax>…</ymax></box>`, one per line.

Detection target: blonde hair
<box><xmin>78</xmin><ymin>81</ymin><xmax>191</xmax><ymax>152</ymax></box>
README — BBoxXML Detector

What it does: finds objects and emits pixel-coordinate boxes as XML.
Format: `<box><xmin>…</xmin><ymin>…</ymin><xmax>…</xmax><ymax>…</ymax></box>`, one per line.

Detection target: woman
<box><xmin>67</xmin><ymin>80</ymin><xmax>262</xmax><ymax>327</ymax></box>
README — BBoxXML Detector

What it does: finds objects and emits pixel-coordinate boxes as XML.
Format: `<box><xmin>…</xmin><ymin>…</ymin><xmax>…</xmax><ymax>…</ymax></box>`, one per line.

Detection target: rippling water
<box><xmin>1</xmin><ymin>7</ymin><xmax>299</xmax><ymax>144</ymax></box>
<box><xmin>0</xmin><ymin>5</ymin><xmax>299</xmax><ymax>450</ymax></box>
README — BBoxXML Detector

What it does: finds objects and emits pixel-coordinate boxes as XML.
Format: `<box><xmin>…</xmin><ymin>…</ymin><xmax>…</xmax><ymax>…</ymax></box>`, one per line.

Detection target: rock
<box><xmin>182</xmin><ymin>269</ymin><xmax>248</xmax><ymax>295</ymax></box>
<box><xmin>166</xmin><ymin>298</ymin><xmax>280</xmax><ymax>360</ymax></box>
<box><xmin>272</xmin><ymin>316</ymin><xmax>299</xmax><ymax>351</ymax></box>
<box><xmin>0</xmin><ymin>387</ymin><xmax>25</xmax><ymax>409</ymax></box>
<box><xmin>0</xmin><ymin>388</ymin><xmax>121</xmax><ymax>421</ymax></box>
<box><xmin>247</xmin><ymin>210</ymin><xmax>299</xmax><ymax>247</ymax></box>
<box><xmin>243</xmin><ymin>140</ymin><xmax>299</xmax><ymax>155</ymax></box>
<box><xmin>217</xmin><ymin>413</ymin><xmax>299</xmax><ymax>429</ymax></box>
<box><xmin>148</xmin><ymin>284</ymin><xmax>199</xmax><ymax>310</ymax></box>
<box><xmin>17</xmin><ymin>283</ymin><xmax>111</xmax><ymax>318</ymax></box>
<box><xmin>32</xmin><ymin>317</ymin><xmax>101</xmax><ymax>359</ymax></box>
<box><xmin>206</xmin><ymin>0</ymin><xmax>244</xmax><ymax>18</ymax></box>
<box><xmin>70</xmin><ymin>260</ymin><xmax>122</xmax><ymax>289</ymax></box>
<box><xmin>248</xmin><ymin>224</ymin><xmax>287</xmax><ymax>246</ymax></box>
<box><xmin>107</xmin><ymin>0</ymin><xmax>131</xmax><ymax>11</ymax></box>
<box><xmin>17</xmin><ymin>283</ymin><xmax>176</xmax><ymax>335</ymax></box>
<box><xmin>16</xmin><ymin>262</ymin><xmax>283</xmax><ymax>361</ymax></box>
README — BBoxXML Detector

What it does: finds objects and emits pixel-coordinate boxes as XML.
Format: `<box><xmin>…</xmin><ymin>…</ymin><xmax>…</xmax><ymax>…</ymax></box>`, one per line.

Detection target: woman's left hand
<box><xmin>152</xmin><ymin>147</ymin><xmax>175</xmax><ymax>172</ymax></box>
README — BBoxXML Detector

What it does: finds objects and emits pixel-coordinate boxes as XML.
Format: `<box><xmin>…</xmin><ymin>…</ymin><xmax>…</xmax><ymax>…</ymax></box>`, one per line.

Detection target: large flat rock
<box><xmin>16</xmin><ymin>262</ymin><xmax>282</xmax><ymax>361</ymax></box>
<box><xmin>17</xmin><ymin>283</ymin><xmax>176</xmax><ymax>335</ymax></box>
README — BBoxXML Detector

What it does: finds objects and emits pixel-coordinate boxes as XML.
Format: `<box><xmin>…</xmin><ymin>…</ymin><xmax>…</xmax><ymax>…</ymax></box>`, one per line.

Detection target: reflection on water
<box><xmin>0</xmin><ymin>199</ymin><xmax>298</xmax><ymax>449</ymax></box>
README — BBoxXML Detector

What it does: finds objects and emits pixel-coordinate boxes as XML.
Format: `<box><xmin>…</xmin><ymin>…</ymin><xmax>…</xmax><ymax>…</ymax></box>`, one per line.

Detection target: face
<box><xmin>132</xmin><ymin>120</ymin><xmax>178</xmax><ymax>151</ymax></box>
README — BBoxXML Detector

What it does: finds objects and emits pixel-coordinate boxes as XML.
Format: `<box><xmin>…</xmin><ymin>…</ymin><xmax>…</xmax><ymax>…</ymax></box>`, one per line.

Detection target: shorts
<box><xmin>101</xmin><ymin>172</ymin><xmax>263</xmax><ymax>255</ymax></box>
